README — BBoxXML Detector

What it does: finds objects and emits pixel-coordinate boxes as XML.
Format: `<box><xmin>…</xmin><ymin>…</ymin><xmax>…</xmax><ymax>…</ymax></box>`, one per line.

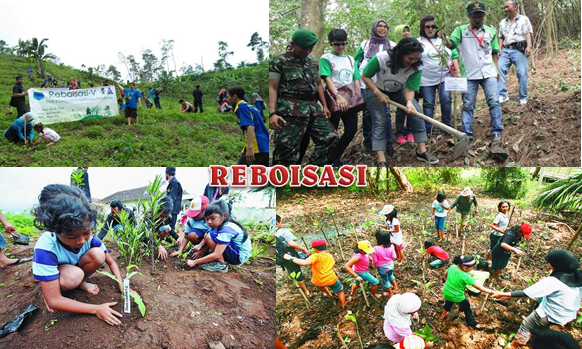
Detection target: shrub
<box><xmin>482</xmin><ymin>168</ymin><xmax>529</xmax><ymax>199</ymax></box>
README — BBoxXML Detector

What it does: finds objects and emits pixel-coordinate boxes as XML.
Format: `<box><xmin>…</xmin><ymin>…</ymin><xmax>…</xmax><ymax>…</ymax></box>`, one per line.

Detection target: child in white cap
<box><xmin>377</xmin><ymin>205</ymin><xmax>405</xmax><ymax>262</ymax></box>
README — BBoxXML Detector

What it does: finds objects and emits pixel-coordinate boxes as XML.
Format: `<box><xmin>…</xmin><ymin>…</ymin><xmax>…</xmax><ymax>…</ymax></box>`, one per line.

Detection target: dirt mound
<box><xmin>0</xmin><ymin>243</ymin><xmax>275</xmax><ymax>349</ymax></box>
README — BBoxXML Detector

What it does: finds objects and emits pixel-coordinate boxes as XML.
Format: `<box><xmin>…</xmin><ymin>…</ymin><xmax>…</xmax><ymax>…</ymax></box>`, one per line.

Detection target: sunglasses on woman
<box><xmin>424</xmin><ymin>25</ymin><xmax>438</xmax><ymax>29</ymax></box>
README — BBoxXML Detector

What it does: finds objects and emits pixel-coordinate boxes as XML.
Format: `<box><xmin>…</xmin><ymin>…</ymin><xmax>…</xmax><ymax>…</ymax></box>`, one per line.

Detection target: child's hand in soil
<box><xmin>170</xmin><ymin>251</ymin><xmax>182</xmax><ymax>258</ymax></box>
<box><xmin>95</xmin><ymin>302</ymin><xmax>122</xmax><ymax>326</ymax></box>
<box><xmin>157</xmin><ymin>246</ymin><xmax>168</xmax><ymax>261</ymax></box>
<box><xmin>356</xmin><ymin>276</ymin><xmax>363</xmax><ymax>283</ymax></box>
<box><xmin>513</xmin><ymin>248</ymin><xmax>526</xmax><ymax>256</ymax></box>
<box><xmin>185</xmin><ymin>259</ymin><xmax>197</xmax><ymax>268</ymax></box>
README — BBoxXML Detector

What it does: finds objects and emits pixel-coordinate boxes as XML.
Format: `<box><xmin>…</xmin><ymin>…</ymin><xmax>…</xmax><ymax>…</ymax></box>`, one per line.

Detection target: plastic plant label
<box><xmin>124</xmin><ymin>279</ymin><xmax>130</xmax><ymax>314</ymax></box>
<box><xmin>444</xmin><ymin>77</ymin><xmax>468</xmax><ymax>91</ymax></box>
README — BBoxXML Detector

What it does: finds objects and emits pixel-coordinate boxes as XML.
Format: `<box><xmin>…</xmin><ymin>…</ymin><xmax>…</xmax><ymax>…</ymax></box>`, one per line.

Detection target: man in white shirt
<box><xmin>497</xmin><ymin>1</ymin><xmax>533</xmax><ymax>105</ymax></box>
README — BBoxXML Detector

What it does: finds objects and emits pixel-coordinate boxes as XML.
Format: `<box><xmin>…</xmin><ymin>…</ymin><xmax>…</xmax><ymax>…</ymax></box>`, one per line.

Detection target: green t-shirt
<box><xmin>362</xmin><ymin>51</ymin><xmax>422</xmax><ymax>92</ymax></box>
<box><xmin>443</xmin><ymin>265</ymin><xmax>475</xmax><ymax>302</ymax></box>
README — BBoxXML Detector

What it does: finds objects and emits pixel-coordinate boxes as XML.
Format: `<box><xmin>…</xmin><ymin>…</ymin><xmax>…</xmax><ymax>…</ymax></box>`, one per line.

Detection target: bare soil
<box><xmin>276</xmin><ymin>188</ymin><xmax>582</xmax><ymax>348</ymax></box>
<box><xmin>294</xmin><ymin>48</ymin><xmax>581</xmax><ymax>167</ymax></box>
<box><xmin>0</xmin><ymin>240</ymin><xmax>275</xmax><ymax>349</ymax></box>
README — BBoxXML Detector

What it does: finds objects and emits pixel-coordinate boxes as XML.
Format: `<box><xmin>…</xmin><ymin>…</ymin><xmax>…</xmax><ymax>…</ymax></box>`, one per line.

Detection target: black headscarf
<box><xmin>545</xmin><ymin>249</ymin><xmax>582</xmax><ymax>287</ymax></box>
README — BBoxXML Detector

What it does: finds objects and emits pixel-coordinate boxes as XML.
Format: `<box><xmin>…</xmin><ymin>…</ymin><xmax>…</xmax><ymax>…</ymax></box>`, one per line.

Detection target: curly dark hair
<box><xmin>32</xmin><ymin>184</ymin><xmax>97</xmax><ymax>234</ymax></box>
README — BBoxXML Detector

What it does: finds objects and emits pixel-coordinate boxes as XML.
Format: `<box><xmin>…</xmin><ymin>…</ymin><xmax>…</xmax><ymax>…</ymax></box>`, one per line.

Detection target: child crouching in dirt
<box><xmin>422</xmin><ymin>241</ymin><xmax>450</xmax><ymax>269</ymax></box>
<box><xmin>373</xmin><ymin>230</ymin><xmax>398</xmax><ymax>297</ymax></box>
<box><xmin>377</xmin><ymin>205</ymin><xmax>405</xmax><ymax>262</ymax></box>
<box><xmin>32</xmin><ymin>184</ymin><xmax>125</xmax><ymax>325</ymax></box>
<box><xmin>32</xmin><ymin>122</ymin><xmax>60</xmax><ymax>146</ymax></box>
<box><xmin>441</xmin><ymin>255</ymin><xmax>495</xmax><ymax>328</ymax></box>
<box><xmin>466</xmin><ymin>259</ymin><xmax>490</xmax><ymax>297</ymax></box>
<box><xmin>345</xmin><ymin>240</ymin><xmax>380</xmax><ymax>299</ymax></box>
<box><xmin>284</xmin><ymin>239</ymin><xmax>346</xmax><ymax>308</ymax></box>
<box><xmin>383</xmin><ymin>293</ymin><xmax>423</xmax><ymax>343</ymax></box>
<box><xmin>184</xmin><ymin>200</ymin><xmax>251</xmax><ymax>273</ymax></box>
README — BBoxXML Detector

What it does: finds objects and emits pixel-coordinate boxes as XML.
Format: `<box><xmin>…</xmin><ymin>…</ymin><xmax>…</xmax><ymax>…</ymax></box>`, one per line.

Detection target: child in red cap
<box><xmin>490</xmin><ymin>223</ymin><xmax>532</xmax><ymax>279</ymax></box>
<box><xmin>284</xmin><ymin>239</ymin><xmax>346</xmax><ymax>308</ymax></box>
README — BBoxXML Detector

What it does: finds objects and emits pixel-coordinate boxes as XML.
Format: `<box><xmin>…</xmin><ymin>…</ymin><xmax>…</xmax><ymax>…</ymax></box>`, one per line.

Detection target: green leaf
<box><xmin>96</xmin><ymin>270</ymin><xmax>122</xmax><ymax>284</ymax></box>
<box><xmin>130</xmin><ymin>292</ymin><xmax>146</xmax><ymax>317</ymax></box>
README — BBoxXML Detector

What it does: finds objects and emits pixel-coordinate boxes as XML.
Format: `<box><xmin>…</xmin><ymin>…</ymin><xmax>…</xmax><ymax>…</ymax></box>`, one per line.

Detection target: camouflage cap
<box><xmin>292</xmin><ymin>29</ymin><xmax>319</xmax><ymax>48</ymax></box>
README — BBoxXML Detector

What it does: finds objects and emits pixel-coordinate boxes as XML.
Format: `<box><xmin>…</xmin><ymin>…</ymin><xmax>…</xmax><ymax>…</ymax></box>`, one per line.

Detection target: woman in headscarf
<box><xmin>4</xmin><ymin>112</ymin><xmax>34</xmax><ymax>144</ymax></box>
<box><xmin>383</xmin><ymin>292</ymin><xmax>422</xmax><ymax>343</ymax></box>
<box><xmin>354</xmin><ymin>19</ymin><xmax>395</xmax><ymax>158</ymax></box>
<box><xmin>493</xmin><ymin>249</ymin><xmax>582</xmax><ymax>347</ymax></box>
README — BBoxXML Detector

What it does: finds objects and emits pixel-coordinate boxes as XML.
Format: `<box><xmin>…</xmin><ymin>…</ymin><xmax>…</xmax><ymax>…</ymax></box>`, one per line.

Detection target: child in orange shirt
<box><xmin>284</xmin><ymin>239</ymin><xmax>346</xmax><ymax>308</ymax></box>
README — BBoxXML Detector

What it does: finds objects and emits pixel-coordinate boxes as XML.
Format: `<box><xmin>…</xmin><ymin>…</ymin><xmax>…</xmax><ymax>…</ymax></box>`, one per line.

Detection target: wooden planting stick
<box><xmin>298</xmin><ymin>287</ymin><xmax>311</xmax><ymax>309</ymax></box>
<box><xmin>359</xmin><ymin>283</ymin><xmax>370</xmax><ymax>307</ymax></box>
<box><xmin>329</xmin><ymin>207</ymin><xmax>343</xmax><ymax>236</ymax></box>
<box><xmin>455</xmin><ymin>211</ymin><xmax>459</xmax><ymax>239</ymax></box>
<box><xmin>513</xmin><ymin>256</ymin><xmax>523</xmax><ymax>279</ymax></box>
<box><xmin>335</xmin><ymin>325</ymin><xmax>350</xmax><ymax>349</ymax></box>
<box><xmin>336</xmin><ymin>239</ymin><xmax>346</xmax><ymax>262</ymax></box>
<box><xmin>479</xmin><ymin>281</ymin><xmax>491</xmax><ymax>312</ymax></box>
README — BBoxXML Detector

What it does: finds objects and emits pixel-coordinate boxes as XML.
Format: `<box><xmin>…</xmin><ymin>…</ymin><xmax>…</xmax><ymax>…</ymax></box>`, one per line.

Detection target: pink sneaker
<box><xmin>406</xmin><ymin>134</ymin><xmax>414</xmax><ymax>143</ymax></box>
<box><xmin>396</xmin><ymin>135</ymin><xmax>406</xmax><ymax>144</ymax></box>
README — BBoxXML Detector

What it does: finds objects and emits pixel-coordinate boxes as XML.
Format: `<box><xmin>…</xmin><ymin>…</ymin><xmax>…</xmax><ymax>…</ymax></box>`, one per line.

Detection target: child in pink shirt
<box><xmin>373</xmin><ymin>230</ymin><xmax>398</xmax><ymax>297</ymax></box>
<box><xmin>344</xmin><ymin>240</ymin><xmax>380</xmax><ymax>298</ymax></box>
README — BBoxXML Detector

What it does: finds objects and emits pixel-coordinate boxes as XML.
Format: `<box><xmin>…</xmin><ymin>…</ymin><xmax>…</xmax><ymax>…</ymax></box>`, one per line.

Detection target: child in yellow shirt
<box><xmin>284</xmin><ymin>239</ymin><xmax>346</xmax><ymax>308</ymax></box>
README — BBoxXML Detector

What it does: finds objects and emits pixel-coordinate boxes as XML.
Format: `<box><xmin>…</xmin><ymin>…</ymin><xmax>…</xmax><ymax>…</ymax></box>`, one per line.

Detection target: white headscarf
<box><xmin>383</xmin><ymin>293</ymin><xmax>422</xmax><ymax>328</ymax></box>
<box><xmin>20</xmin><ymin>112</ymin><xmax>34</xmax><ymax>124</ymax></box>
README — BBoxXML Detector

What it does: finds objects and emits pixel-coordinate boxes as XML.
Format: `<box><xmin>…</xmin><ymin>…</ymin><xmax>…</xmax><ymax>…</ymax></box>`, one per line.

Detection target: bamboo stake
<box><xmin>298</xmin><ymin>286</ymin><xmax>311</xmax><ymax>309</ymax></box>
<box><xmin>359</xmin><ymin>283</ymin><xmax>370</xmax><ymax>307</ymax></box>
<box><xmin>455</xmin><ymin>211</ymin><xmax>459</xmax><ymax>239</ymax></box>
<box><xmin>335</xmin><ymin>325</ymin><xmax>350</xmax><ymax>349</ymax></box>
<box><xmin>479</xmin><ymin>281</ymin><xmax>491</xmax><ymax>312</ymax></box>
<box><xmin>329</xmin><ymin>207</ymin><xmax>343</xmax><ymax>236</ymax></box>
<box><xmin>513</xmin><ymin>256</ymin><xmax>523</xmax><ymax>279</ymax></box>
<box><xmin>566</xmin><ymin>224</ymin><xmax>582</xmax><ymax>251</ymax></box>
<box><xmin>336</xmin><ymin>239</ymin><xmax>346</xmax><ymax>262</ymax></box>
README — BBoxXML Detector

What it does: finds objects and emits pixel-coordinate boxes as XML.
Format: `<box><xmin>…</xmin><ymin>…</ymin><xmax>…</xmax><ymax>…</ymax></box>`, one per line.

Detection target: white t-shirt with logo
<box><xmin>418</xmin><ymin>37</ymin><xmax>458</xmax><ymax>86</ymax></box>
<box><xmin>432</xmin><ymin>199</ymin><xmax>449</xmax><ymax>218</ymax></box>
<box><xmin>356</xmin><ymin>40</ymin><xmax>396</xmax><ymax>89</ymax></box>
<box><xmin>320</xmin><ymin>53</ymin><xmax>361</xmax><ymax>89</ymax></box>
<box><xmin>362</xmin><ymin>51</ymin><xmax>422</xmax><ymax>92</ymax></box>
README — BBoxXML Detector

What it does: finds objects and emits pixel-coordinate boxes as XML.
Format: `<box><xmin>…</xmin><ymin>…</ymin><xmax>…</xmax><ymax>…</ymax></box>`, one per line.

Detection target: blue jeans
<box><xmin>420</xmin><ymin>82</ymin><xmax>452</xmax><ymax>133</ymax></box>
<box><xmin>394</xmin><ymin>108</ymin><xmax>411</xmax><ymax>137</ymax></box>
<box><xmin>435</xmin><ymin>216</ymin><xmax>446</xmax><ymax>231</ymax></box>
<box><xmin>497</xmin><ymin>48</ymin><xmax>529</xmax><ymax>101</ymax></box>
<box><xmin>354</xmin><ymin>270</ymin><xmax>380</xmax><ymax>286</ymax></box>
<box><xmin>461</xmin><ymin>78</ymin><xmax>504</xmax><ymax>139</ymax></box>
<box><xmin>429</xmin><ymin>258</ymin><xmax>449</xmax><ymax>269</ymax></box>
<box><xmin>97</xmin><ymin>224</ymin><xmax>123</xmax><ymax>240</ymax></box>
<box><xmin>363</xmin><ymin>88</ymin><xmax>427</xmax><ymax>151</ymax></box>
<box><xmin>362</xmin><ymin>88</ymin><xmax>391</xmax><ymax>152</ymax></box>
<box><xmin>0</xmin><ymin>233</ymin><xmax>6</xmax><ymax>249</ymax></box>
<box><xmin>377</xmin><ymin>263</ymin><xmax>396</xmax><ymax>289</ymax></box>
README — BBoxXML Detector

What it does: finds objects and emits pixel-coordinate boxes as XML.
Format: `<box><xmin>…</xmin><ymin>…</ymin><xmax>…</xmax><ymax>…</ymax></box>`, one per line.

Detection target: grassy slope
<box><xmin>0</xmin><ymin>54</ymin><xmax>248</xmax><ymax>166</ymax></box>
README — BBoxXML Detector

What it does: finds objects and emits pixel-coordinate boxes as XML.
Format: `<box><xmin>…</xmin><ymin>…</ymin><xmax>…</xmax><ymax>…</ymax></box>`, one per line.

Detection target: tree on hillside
<box><xmin>389</xmin><ymin>168</ymin><xmax>413</xmax><ymax>192</ymax></box>
<box><xmin>29</xmin><ymin>38</ymin><xmax>56</xmax><ymax>78</ymax></box>
<box><xmin>141</xmin><ymin>49</ymin><xmax>161</xmax><ymax>82</ymax></box>
<box><xmin>247</xmin><ymin>32</ymin><xmax>268</xmax><ymax>62</ymax></box>
<box><xmin>0</xmin><ymin>40</ymin><xmax>9</xmax><ymax>53</ymax></box>
<box><xmin>194</xmin><ymin>63</ymin><xmax>204</xmax><ymax>74</ymax></box>
<box><xmin>106</xmin><ymin>65</ymin><xmax>121</xmax><ymax>82</ymax></box>
<box><xmin>160</xmin><ymin>39</ymin><xmax>176</xmax><ymax>74</ymax></box>
<box><xmin>213</xmin><ymin>41</ymin><xmax>234</xmax><ymax>70</ymax></box>
<box><xmin>14</xmin><ymin>39</ymin><xmax>32</xmax><ymax>58</ymax></box>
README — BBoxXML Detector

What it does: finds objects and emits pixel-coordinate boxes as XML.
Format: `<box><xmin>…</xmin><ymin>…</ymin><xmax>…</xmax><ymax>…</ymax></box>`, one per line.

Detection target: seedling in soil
<box><xmin>44</xmin><ymin>318</ymin><xmax>58</xmax><ymax>331</ymax></box>
<box><xmin>411</xmin><ymin>280</ymin><xmax>435</xmax><ymax>302</ymax></box>
<box><xmin>414</xmin><ymin>324</ymin><xmax>440</xmax><ymax>342</ymax></box>
<box><xmin>289</xmin><ymin>271</ymin><xmax>311</xmax><ymax>309</ymax></box>
<box><xmin>97</xmin><ymin>264</ymin><xmax>146</xmax><ymax>317</ymax></box>
<box><xmin>501</xmin><ymin>333</ymin><xmax>517</xmax><ymax>348</ymax></box>
<box><xmin>344</xmin><ymin>310</ymin><xmax>364</xmax><ymax>349</ymax></box>
<box><xmin>248</xmin><ymin>240</ymin><xmax>269</xmax><ymax>263</ymax></box>
<box><xmin>325</xmin><ymin>205</ymin><xmax>343</xmax><ymax>237</ymax></box>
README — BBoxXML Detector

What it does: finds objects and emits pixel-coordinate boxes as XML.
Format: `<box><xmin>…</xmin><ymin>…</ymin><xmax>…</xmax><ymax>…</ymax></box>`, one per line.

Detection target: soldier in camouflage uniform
<box><xmin>269</xmin><ymin>29</ymin><xmax>338</xmax><ymax>166</ymax></box>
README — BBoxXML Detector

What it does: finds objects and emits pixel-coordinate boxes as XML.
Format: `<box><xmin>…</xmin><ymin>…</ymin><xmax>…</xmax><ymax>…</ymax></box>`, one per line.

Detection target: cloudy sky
<box><xmin>0</xmin><ymin>0</ymin><xmax>268</xmax><ymax>79</ymax></box>
<box><xmin>0</xmin><ymin>167</ymin><xmax>271</xmax><ymax>212</ymax></box>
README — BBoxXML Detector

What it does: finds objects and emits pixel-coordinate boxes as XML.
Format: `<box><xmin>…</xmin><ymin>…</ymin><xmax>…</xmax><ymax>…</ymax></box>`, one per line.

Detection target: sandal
<box><xmin>0</xmin><ymin>257</ymin><xmax>31</xmax><ymax>270</ymax></box>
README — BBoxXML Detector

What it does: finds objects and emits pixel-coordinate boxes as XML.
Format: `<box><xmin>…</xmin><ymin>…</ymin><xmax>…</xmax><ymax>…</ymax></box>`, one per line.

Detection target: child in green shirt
<box><xmin>441</xmin><ymin>255</ymin><xmax>494</xmax><ymax>328</ymax></box>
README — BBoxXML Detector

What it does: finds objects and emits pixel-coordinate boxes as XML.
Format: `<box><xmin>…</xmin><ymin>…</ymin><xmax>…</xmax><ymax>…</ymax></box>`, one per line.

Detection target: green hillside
<box><xmin>0</xmin><ymin>54</ymin><xmax>266</xmax><ymax>166</ymax></box>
